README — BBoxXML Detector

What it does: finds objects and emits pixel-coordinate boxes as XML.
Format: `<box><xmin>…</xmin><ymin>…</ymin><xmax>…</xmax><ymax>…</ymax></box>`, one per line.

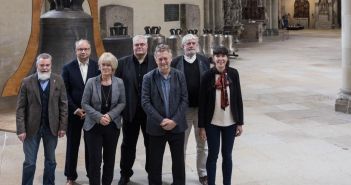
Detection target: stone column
<box><xmin>214</xmin><ymin>0</ymin><xmax>224</xmax><ymax>30</ymax></box>
<box><xmin>209</xmin><ymin>0</ymin><xmax>216</xmax><ymax>31</ymax></box>
<box><xmin>204</xmin><ymin>0</ymin><xmax>210</xmax><ymax>29</ymax></box>
<box><xmin>271</xmin><ymin>0</ymin><xmax>279</xmax><ymax>35</ymax></box>
<box><xmin>265</xmin><ymin>0</ymin><xmax>272</xmax><ymax>35</ymax></box>
<box><xmin>335</xmin><ymin>0</ymin><xmax>351</xmax><ymax>113</ymax></box>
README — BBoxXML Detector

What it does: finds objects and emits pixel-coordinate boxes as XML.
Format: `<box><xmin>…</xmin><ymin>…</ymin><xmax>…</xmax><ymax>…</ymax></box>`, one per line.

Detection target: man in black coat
<box><xmin>61</xmin><ymin>39</ymin><xmax>100</xmax><ymax>185</ymax></box>
<box><xmin>141</xmin><ymin>44</ymin><xmax>188</xmax><ymax>185</ymax></box>
<box><xmin>115</xmin><ymin>35</ymin><xmax>157</xmax><ymax>185</ymax></box>
<box><xmin>171</xmin><ymin>34</ymin><xmax>210</xmax><ymax>185</ymax></box>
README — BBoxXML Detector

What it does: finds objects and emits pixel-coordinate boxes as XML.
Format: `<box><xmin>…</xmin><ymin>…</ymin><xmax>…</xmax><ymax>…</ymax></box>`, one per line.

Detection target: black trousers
<box><xmin>64</xmin><ymin>115</ymin><xmax>89</xmax><ymax>180</ymax></box>
<box><xmin>148</xmin><ymin>133</ymin><xmax>185</xmax><ymax>185</ymax></box>
<box><xmin>120</xmin><ymin>117</ymin><xmax>150</xmax><ymax>177</ymax></box>
<box><xmin>85</xmin><ymin>123</ymin><xmax>120</xmax><ymax>185</ymax></box>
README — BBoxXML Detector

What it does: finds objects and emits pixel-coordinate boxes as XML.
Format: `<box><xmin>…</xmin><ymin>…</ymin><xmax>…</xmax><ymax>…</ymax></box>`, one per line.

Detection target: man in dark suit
<box><xmin>16</xmin><ymin>53</ymin><xmax>68</xmax><ymax>185</ymax></box>
<box><xmin>115</xmin><ymin>35</ymin><xmax>157</xmax><ymax>185</ymax></box>
<box><xmin>61</xmin><ymin>39</ymin><xmax>100</xmax><ymax>185</ymax></box>
<box><xmin>171</xmin><ymin>34</ymin><xmax>210</xmax><ymax>185</ymax></box>
<box><xmin>141</xmin><ymin>44</ymin><xmax>188</xmax><ymax>185</ymax></box>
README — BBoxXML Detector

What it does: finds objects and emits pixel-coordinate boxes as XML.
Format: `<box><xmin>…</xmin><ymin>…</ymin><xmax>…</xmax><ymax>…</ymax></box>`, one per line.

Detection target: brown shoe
<box><xmin>66</xmin><ymin>180</ymin><xmax>74</xmax><ymax>185</ymax></box>
<box><xmin>199</xmin><ymin>176</ymin><xmax>208</xmax><ymax>185</ymax></box>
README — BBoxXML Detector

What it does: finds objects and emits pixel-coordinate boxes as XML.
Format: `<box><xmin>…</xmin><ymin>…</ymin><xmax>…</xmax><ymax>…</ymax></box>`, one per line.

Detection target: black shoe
<box><xmin>199</xmin><ymin>176</ymin><xmax>208</xmax><ymax>185</ymax></box>
<box><xmin>118</xmin><ymin>176</ymin><xmax>130</xmax><ymax>185</ymax></box>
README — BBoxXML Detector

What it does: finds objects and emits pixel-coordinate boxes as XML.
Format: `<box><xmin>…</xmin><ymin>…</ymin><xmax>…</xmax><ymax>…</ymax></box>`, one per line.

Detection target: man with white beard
<box><xmin>171</xmin><ymin>34</ymin><xmax>210</xmax><ymax>185</ymax></box>
<box><xmin>16</xmin><ymin>53</ymin><xmax>68</xmax><ymax>185</ymax></box>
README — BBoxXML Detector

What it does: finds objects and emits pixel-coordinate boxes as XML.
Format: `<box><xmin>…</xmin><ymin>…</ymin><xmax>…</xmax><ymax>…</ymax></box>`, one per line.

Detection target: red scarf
<box><xmin>215</xmin><ymin>70</ymin><xmax>229</xmax><ymax>110</ymax></box>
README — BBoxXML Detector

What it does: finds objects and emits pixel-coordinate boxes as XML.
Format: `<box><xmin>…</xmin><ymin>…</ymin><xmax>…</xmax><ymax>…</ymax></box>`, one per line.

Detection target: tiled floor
<box><xmin>0</xmin><ymin>29</ymin><xmax>349</xmax><ymax>185</ymax></box>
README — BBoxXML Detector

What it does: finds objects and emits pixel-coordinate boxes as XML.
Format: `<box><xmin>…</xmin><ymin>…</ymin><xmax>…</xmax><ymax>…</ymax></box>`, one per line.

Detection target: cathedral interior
<box><xmin>0</xmin><ymin>0</ymin><xmax>349</xmax><ymax>184</ymax></box>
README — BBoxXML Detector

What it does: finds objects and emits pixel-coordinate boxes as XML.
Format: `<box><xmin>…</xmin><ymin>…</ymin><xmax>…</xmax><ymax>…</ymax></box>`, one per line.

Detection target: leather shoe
<box><xmin>118</xmin><ymin>176</ymin><xmax>130</xmax><ymax>185</ymax></box>
<box><xmin>66</xmin><ymin>180</ymin><xmax>74</xmax><ymax>185</ymax></box>
<box><xmin>199</xmin><ymin>176</ymin><xmax>208</xmax><ymax>185</ymax></box>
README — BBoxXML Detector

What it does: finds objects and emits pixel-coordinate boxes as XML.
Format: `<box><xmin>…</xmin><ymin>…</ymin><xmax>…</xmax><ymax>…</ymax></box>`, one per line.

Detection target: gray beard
<box><xmin>37</xmin><ymin>71</ymin><xmax>51</xmax><ymax>81</ymax></box>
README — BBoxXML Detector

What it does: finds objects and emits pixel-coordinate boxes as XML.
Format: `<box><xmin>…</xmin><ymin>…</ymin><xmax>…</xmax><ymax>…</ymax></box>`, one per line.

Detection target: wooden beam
<box><xmin>1</xmin><ymin>0</ymin><xmax>43</xmax><ymax>97</ymax></box>
<box><xmin>87</xmin><ymin>0</ymin><xmax>105</xmax><ymax>57</ymax></box>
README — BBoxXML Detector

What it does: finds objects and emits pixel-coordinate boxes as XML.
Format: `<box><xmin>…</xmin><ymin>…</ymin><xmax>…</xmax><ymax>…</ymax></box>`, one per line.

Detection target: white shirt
<box><xmin>78</xmin><ymin>59</ymin><xmax>89</xmax><ymax>84</ymax></box>
<box><xmin>184</xmin><ymin>54</ymin><xmax>197</xmax><ymax>64</ymax></box>
<box><xmin>211</xmin><ymin>75</ymin><xmax>235</xmax><ymax>127</ymax></box>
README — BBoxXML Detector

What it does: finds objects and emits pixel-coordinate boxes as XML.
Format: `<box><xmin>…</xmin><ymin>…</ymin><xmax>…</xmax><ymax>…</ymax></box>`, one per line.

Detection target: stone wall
<box><xmin>0</xmin><ymin>0</ymin><xmax>203</xmax><ymax>110</ymax></box>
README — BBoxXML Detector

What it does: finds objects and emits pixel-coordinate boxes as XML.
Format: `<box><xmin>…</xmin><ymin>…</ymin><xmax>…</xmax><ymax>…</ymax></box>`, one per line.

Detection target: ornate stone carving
<box><xmin>294</xmin><ymin>0</ymin><xmax>310</xmax><ymax>18</ymax></box>
<box><xmin>223</xmin><ymin>0</ymin><xmax>242</xmax><ymax>26</ymax></box>
<box><xmin>242</xmin><ymin>0</ymin><xmax>265</xmax><ymax>20</ymax></box>
<box><xmin>318</xmin><ymin>0</ymin><xmax>329</xmax><ymax>15</ymax></box>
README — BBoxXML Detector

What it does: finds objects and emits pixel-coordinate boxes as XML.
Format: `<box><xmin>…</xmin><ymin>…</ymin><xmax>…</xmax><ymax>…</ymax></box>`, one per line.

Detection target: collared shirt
<box><xmin>184</xmin><ymin>54</ymin><xmax>197</xmax><ymax>64</ymax></box>
<box><xmin>158</xmin><ymin>70</ymin><xmax>171</xmax><ymax>118</ymax></box>
<box><xmin>38</xmin><ymin>79</ymin><xmax>49</xmax><ymax>90</ymax></box>
<box><xmin>78</xmin><ymin>59</ymin><xmax>89</xmax><ymax>84</ymax></box>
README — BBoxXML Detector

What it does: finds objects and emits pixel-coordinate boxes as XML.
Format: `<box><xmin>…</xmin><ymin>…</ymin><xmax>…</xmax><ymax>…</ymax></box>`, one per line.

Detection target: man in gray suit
<box><xmin>16</xmin><ymin>53</ymin><xmax>68</xmax><ymax>185</ymax></box>
<box><xmin>141</xmin><ymin>44</ymin><xmax>188</xmax><ymax>185</ymax></box>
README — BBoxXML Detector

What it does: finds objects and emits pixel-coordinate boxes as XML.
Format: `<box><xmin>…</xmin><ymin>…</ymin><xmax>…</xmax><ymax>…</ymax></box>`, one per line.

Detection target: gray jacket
<box><xmin>81</xmin><ymin>75</ymin><xmax>126</xmax><ymax>131</ymax></box>
<box><xmin>141</xmin><ymin>68</ymin><xmax>188</xmax><ymax>136</ymax></box>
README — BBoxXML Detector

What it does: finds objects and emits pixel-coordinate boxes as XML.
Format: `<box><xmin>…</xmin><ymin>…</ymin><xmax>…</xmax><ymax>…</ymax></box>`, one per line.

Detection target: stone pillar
<box><xmin>265</xmin><ymin>0</ymin><xmax>278</xmax><ymax>35</ymax></box>
<box><xmin>208</xmin><ymin>0</ymin><xmax>215</xmax><ymax>31</ymax></box>
<box><xmin>265</xmin><ymin>0</ymin><xmax>272</xmax><ymax>35</ymax></box>
<box><xmin>204</xmin><ymin>0</ymin><xmax>210</xmax><ymax>29</ymax></box>
<box><xmin>214</xmin><ymin>0</ymin><xmax>224</xmax><ymax>30</ymax></box>
<box><xmin>335</xmin><ymin>0</ymin><xmax>351</xmax><ymax>113</ymax></box>
<box><xmin>271</xmin><ymin>0</ymin><xmax>279</xmax><ymax>35</ymax></box>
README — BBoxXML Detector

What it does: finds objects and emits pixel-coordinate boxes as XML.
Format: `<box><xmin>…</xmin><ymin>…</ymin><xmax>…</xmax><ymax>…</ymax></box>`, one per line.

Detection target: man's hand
<box><xmin>58</xmin><ymin>130</ymin><xmax>66</xmax><ymax>138</ymax></box>
<box><xmin>160</xmin><ymin>118</ymin><xmax>176</xmax><ymax>131</ymax></box>
<box><xmin>75</xmin><ymin>108</ymin><xmax>86</xmax><ymax>119</ymax></box>
<box><xmin>199</xmin><ymin>128</ymin><xmax>206</xmax><ymax>141</ymax></box>
<box><xmin>18</xmin><ymin>133</ymin><xmax>26</xmax><ymax>142</ymax></box>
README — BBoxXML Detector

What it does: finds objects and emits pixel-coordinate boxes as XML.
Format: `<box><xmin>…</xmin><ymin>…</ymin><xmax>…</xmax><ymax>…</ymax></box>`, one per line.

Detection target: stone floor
<box><xmin>0</xmin><ymin>29</ymin><xmax>349</xmax><ymax>185</ymax></box>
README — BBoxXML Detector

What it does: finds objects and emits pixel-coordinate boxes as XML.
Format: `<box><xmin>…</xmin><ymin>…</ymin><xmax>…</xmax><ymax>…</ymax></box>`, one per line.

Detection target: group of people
<box><xmin>16</xmin><ymin>34</ymin><xmax>244</xmax><ymax>185</ymax></box>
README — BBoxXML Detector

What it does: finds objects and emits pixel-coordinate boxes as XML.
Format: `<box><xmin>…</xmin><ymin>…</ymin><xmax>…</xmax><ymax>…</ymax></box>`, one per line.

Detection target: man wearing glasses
<box><xmin>115</xmin><ymin>35</ymin><xmax>157</xmax><ymax>185</ymax></box>
<box><xmin>61</xmin><ymin>39</ymin><xmax>100</xmax><ymax>185</ymax></box>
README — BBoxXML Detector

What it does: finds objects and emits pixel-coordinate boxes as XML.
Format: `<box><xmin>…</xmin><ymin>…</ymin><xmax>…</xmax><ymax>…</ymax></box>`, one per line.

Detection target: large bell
<box><xmin>34</xmin><ymin>10</ymin><xmax>97</xmax><ymax>74</ymax></box>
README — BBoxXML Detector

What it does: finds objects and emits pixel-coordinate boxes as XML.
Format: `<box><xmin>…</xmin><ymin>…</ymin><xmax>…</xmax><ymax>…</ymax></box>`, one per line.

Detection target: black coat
<box><xmin>115</xmin><ymin>54</ymin><xmax>157</xmax><ymax>122</ymax></box>
<box><xmin>198</xmin><ymin>67</ymin><xmax>244</xmax><ymax>128</ymax></box>
<box><xmin>61</xmin><ymin>59</ymin><xmax>100</xmax><ymax>116</ymax></box>
<box><xmin>171</xmin><ymin>53</ymin><xmax>211</xmax><ymax>84</ymax></box>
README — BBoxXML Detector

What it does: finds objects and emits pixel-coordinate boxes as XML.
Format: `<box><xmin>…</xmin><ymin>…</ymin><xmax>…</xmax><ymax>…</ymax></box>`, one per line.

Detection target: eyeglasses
<box><xmin>77</xmin><ymin>48</ymin><xmax>91</xmax><ymax>52</ymax></box>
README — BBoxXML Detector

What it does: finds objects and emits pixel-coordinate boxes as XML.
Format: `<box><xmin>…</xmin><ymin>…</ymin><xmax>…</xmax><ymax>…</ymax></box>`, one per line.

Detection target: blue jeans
<box><xmin>22</xmin><ymin>123</ymin><xmax>58</xmax><ymax>185</ymax></box>
<box><xmin>205</xmin><ymin>124</ymin><xmax>236</xmax><ymax>185</ymax></box>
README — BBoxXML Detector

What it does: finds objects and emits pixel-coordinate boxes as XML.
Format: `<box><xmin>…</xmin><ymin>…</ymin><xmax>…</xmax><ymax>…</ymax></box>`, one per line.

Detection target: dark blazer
<box><xmin>115</xmin><ymin>54</ymin><xmax>157</xmax><ymax>122</ymax></box>
<box><xmin>61</xmin><ymin>59</ymin><xmax>100</xmax><ymax>116</ymax></box>
<box><xmin>141</xmin><ymin>68</ymin><xmax>188</xmax><ymax>136</ymax></box>
<box><xmin>171</xmin><ymin>53</ymin><xmax>211</xmax><ymax>84</ymax></box>
<box><xmin>16</xmin><ymin>73</ymin><xmax>68</xmax><ymax>137</ymax></box>
<box><xmin>198</xmin><ymin>67</ymin><xmax>244</xmax><ymax>128</ymax></box>
<box><xmin>81</xmin><ymin>75</ymin><xmax>126</xmax><ymax>131</ymax></box>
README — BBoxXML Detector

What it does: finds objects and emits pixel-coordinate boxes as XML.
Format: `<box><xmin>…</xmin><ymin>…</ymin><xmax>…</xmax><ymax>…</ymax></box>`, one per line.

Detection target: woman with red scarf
<box><xmin>198</xmin><ymin>46</ymin><xmax>244</xmax><ymax>185</ymax></box>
